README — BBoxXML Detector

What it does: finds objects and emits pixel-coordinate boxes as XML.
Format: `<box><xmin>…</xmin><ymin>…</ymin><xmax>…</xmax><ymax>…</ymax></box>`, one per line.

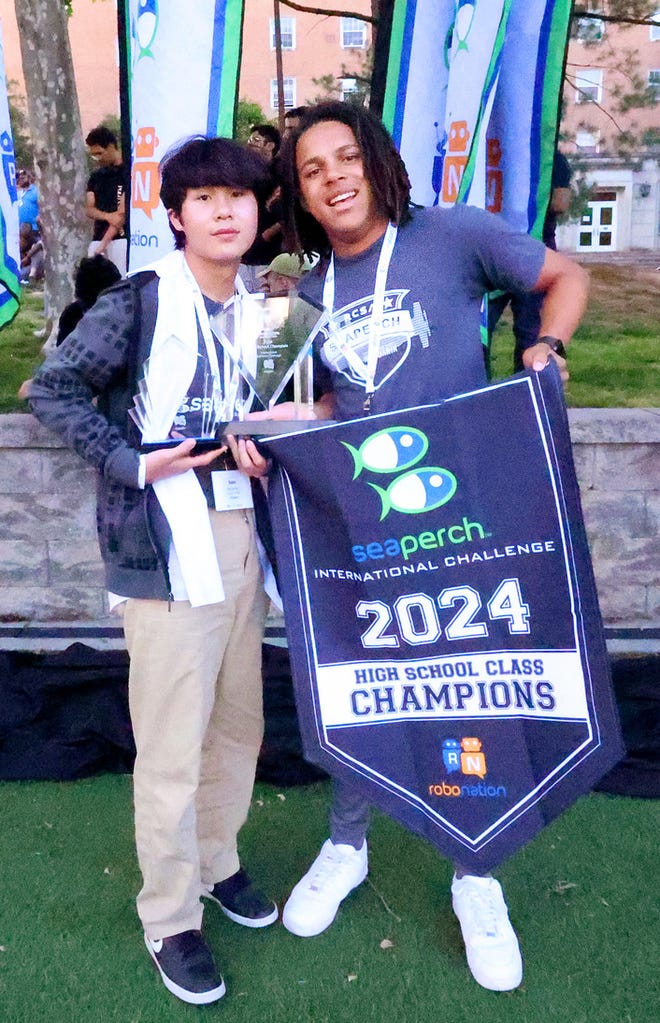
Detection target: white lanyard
<box><xmin>184</xmin><ymin>259</ymin><xmax>249</xmax><ymax>421</ymax></box>
<box><xmin>322</xmin><ymin>221</ymin><xmax>398</xmax><ymax>412</ymax></box>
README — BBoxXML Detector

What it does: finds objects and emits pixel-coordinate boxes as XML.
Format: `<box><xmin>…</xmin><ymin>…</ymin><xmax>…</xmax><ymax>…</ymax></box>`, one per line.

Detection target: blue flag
<box><xmin>122</xmin><ymin>0</ymin><xmax>245</xmax><ymax>271</ymax></box>
<box><xmin>382</xmin><ymin>0</ymin><xmax>572</xmax><ymax>227</ymax></box>
<box><xmin>0</xmin><ymin>24</ymin><xmax>21</xmax><ymax>329</ymax></box>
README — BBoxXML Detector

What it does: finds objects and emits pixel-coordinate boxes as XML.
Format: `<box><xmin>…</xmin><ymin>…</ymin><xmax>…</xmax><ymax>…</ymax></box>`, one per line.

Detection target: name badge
<box><xmin>211</xmin><ymin>470</ymin><xmax>254</xmax><ymax>512</ymax></box>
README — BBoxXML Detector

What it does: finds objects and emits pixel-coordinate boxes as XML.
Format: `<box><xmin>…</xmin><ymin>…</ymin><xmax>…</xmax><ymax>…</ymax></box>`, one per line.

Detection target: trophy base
<box><xmin>139</xmin><ymin>437</ymin><xmax>228</xmax><ymax>454</ymax></box>
<box><xmin>140</xmin><ymin>421</ymin><xmax>334</xmax><ymax>453</ymax></box>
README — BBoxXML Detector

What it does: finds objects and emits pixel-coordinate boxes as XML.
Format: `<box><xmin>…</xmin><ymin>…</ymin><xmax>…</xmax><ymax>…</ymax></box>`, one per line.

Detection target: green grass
<box><xmin>0</xmin><ymin>290</ymin><xmax>46</xmax><ymax>413</ymax></box>
<box><xmin>0</xmin><ymin>776</ymin><xmax>657</xmax><ymax>1022</ymax></box>
<box><xmin>490</xmin><ymin>262</ymin><xmax>660</xmax><ymax>407</ymax></box>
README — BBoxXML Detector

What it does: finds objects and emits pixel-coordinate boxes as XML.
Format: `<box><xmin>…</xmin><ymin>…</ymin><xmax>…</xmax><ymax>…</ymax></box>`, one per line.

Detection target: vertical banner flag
<box><xmin>265</xmin><ymin>369</ymin><xmax>624</xmax><ymax>873</ymax></box>
<box><xmin>123</xmin><ymin>0</ymin><xmax>244</xmax><ymax>271</ymax></box>
<box><xmin>0</xmin><ymin>22</ymin><xmax>21</xmax><ymax>328</ymax></box>
<box><xmin>382</xmin><ymin>0</ymin><xmax>572</xmax><ymax>230</ymax></box>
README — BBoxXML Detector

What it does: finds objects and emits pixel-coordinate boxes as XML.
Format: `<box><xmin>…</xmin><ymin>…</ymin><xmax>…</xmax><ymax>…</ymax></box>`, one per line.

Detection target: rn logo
<box><xmin>429</xmin><ymin>737</ymin><xmax>506</xmax><ymax>799</ymax></box>
<box><xmin>342</xmin><ymin>426</ymin><xmax>457</xmax><ymax>521</ymax></box>
<box><xmin>131</xmin><ymin>126</ymin><xmax>161</xmax><ymax>224</ymax></box>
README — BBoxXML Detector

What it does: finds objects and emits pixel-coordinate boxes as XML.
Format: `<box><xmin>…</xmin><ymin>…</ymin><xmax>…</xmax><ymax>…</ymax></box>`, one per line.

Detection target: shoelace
<box><xmin>308</xmin><ymin>849</ymin><xmax>355</xmax><ymax>893</ymax></box>
<box><xmin>464</xmin><ymin>885</ymin><xmax>503</xmax><ymax>938</ymax></box>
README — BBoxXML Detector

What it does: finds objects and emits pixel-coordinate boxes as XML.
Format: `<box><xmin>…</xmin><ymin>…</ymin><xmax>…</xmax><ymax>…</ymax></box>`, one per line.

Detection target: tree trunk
<box><xmin>14</xmin><ymin>1</ymin><xmax>90</xmax><ymax>338</ymax></box>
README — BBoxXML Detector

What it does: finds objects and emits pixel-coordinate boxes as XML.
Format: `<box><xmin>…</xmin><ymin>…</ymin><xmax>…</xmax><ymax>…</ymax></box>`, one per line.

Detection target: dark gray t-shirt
<box><xmin>299</xmin><ymin>204</ymin><xmax>545</xmax><ymax>422</ymax></box>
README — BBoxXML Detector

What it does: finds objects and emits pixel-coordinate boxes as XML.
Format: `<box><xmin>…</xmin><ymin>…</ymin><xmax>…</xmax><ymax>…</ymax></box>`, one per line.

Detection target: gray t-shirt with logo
<box><xmin>299</xmin><ymin>204</ymin><xmax>545</xmax><ymax>422</ymax></box>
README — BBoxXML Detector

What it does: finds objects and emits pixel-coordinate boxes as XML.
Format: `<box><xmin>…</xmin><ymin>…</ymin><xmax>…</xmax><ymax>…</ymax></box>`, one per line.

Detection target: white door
<box><xmin>577</xmin><ymin>192</ymin><xmax>618</xmax><ymax>251</ymax></box>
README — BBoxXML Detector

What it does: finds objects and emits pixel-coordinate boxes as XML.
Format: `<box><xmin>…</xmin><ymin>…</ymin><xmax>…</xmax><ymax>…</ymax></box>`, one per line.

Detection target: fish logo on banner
<box><xmin>343</xmin><ymin>425</ymin><xmax>457</xmax><ymax>520</ymax></box>
<box><xmin>134</xmin><ymin>0</ymin><xmax>159</xmax><ymax>61</ymax></box>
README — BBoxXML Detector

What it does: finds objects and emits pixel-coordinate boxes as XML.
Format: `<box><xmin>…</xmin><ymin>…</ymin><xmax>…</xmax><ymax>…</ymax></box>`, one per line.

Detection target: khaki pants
<box><xmin>123</xmin><ymin>508</ymin><xmax>268</xmax><ymax>940</ymax></box>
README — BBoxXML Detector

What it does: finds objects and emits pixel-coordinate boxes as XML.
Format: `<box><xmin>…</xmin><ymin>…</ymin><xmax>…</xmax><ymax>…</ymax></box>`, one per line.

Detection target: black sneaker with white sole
<box><xmin>205</xmin><ymin>868</ymin><xmax>279</xmax><ymax>928</ymax></box>
<box><xmin>144</xmin><ymin>929</ymin><xmax>226</xmax><ymax>1005</ymax></box>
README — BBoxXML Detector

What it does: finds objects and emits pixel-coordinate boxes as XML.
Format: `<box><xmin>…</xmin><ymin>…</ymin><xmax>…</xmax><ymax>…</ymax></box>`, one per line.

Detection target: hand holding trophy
<box><xmin>129</xmin><ymin>290</ymin><xmax>326</xmax><ymax>454</ymax></box>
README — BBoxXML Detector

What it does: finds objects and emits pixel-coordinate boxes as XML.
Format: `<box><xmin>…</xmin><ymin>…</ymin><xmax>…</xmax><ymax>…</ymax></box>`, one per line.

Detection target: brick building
<box><xmin>0</xmin><ymin>0</ymin><xmax>372</xmax><ymax>134</ymax></box>
<box><xmin>557</xmin><ymin>10</ymin><xmax>659</xmax><ymax>253</ymax></box>
<box><xmin>1</xmin><ymin>2</ymin><xmax>657</xmax><ymax>252</ymax></box>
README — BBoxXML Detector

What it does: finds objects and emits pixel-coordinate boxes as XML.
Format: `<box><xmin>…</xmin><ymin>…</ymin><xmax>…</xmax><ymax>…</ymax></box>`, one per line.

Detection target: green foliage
<box><xmin>235</xmin><ymin>99</ymin><xmax>269</xmax><ymax>141</ymax></box>
<box><xmin>310</xmin><ymin>47</ymin><xmax>374</xmax><ymax>107</ymax></box>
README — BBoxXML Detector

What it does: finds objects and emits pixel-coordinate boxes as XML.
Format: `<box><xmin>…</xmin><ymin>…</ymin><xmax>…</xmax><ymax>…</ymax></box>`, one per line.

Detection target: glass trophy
<box><xmin>129</xmin><ymin>291</ymin><xmax>327</xmax><ymax>451</ymax></box>
<box><xmin>209</xmin><ymin>290</ymin><xmax>326</xmax><ymax>438</ymax></box>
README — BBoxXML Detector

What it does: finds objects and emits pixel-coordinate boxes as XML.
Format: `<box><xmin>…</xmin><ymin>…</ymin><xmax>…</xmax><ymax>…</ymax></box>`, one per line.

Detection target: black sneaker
<box><xmin>205</xmin><ymin>868</ymin><xmax>279</xmax><ymax>928</ymax></box>
<box><xmin>144</xmin><ymin>929</ymin><xmax>226</xmax><ymax>1005</ymax></box>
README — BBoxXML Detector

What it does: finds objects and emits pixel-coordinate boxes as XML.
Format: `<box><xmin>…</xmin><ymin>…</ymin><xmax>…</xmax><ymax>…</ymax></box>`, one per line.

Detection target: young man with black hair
<box><xmin>85</xmin><ymin>125</ymin><xmax>127</xmax><ymax>274</ymax></box>
<box><xmin>30</xmin><ymin>136</ymin><xmax>278</xmax><ymax>1006</ymax></box>
<box><xmin>235</xmin><ymin>101</ymin><xmax>589</xmax><ymax>994</ymax></box>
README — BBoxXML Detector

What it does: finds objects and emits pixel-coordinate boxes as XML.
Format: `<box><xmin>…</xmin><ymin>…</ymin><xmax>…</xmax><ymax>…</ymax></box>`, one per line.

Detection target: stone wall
<box><xmin>1</xmin><ymin>410</ymin><xmax>658</xmax><ymax>629</ymax></box>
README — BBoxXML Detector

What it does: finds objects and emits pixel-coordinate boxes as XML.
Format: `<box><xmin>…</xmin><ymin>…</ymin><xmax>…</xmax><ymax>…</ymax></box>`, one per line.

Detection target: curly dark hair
<box><xmin>159</xmin><ymin>135</ymin><xmax>274</xmax><ymax>249</ymax></box>
<box><xmin>279</xmin><ymin>102</ymin><xmax>411</xmax><ymax>258</ymax></box>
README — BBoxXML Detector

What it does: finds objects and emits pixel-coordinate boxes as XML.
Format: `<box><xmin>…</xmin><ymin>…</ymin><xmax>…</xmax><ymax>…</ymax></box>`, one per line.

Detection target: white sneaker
<box><xmin>451</xmin><ymin>874</ymin><xmax>523</xmax><ymax>991</ymax></box>
<box><xmin>283</xmin><ymin>839</ymin><xmax>368</xmax><ymax>937</ymax></box>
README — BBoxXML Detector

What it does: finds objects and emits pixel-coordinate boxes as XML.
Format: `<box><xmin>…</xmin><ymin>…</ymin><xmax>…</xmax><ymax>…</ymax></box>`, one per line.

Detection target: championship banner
<box><xmin>0</xmin><ymin>21</ymin><xmax>21</xmax><ymax>328</ymax></box>
<box><xmin>265</xmin><ymin>367</ymin><xmax>624</xmax><ymax>872</ymax></box>
<box><xmin>122</xmin><ymin>0</ymin><xmax>244</xmax><ymax>271</ymax></box>
<box><xmin>382</xmin><ymin>0</ymin><xmax>572</xmax><ymax>226</ymax></box>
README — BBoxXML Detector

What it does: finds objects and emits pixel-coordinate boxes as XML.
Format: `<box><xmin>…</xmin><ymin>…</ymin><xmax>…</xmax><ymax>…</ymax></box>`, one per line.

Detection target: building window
<box><xmin>575</xmin><ymin>130</ymin><xmax>600</xmax><ymax>153</ymax></box>
<box><xmin>575</xmin><ymin>67</ymin><xmax>603</xmax><ymax>103</ymax></box>
<box><xmin>270</xmin><ymin>16</ymin><xmax>295</xmax><ymax>50</ymax></box>
<box><xmin>340</xmin><ymin>77</ymin><xmax>359</xmax><ymax>102</ymax></box>
<box><xmin>649</xmin><ymin>69</ymin><xmax>660</xmax><ymax>100</ymax></box>
<box><xmin>270</xmin><ymin>77</ymin><xmax>296</xmax><ymax>112</ymax></box>
<box><xmin>341</xmin><ymin>17</ymin><xmax>367</xmax><ymax>49</ymax></box>
<box><xmin>575</xmin><ymin>17</ymin><xmax>605</xmax><ymax>43</ymax></box>
<box><xmin>651</xmin><ymin>8</ymin><xmax>660</xmax><ymax>41</ymax></box>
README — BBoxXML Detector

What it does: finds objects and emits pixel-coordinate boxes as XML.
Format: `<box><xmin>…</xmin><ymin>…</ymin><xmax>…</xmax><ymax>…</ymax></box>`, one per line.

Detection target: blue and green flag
<box><xmin>383</xmin><ymin>0</ymin><xmax>572</xmax><ymax>232</ymax></box>
<box><xmin>122</xmin><ymin>0</ymin><xmax>245</xmax><ymax>271</ymax></box>
<box><xmin>0</xmin><ymin>23</ymin><xmax>21</xmax><ymax>328</ymax></box>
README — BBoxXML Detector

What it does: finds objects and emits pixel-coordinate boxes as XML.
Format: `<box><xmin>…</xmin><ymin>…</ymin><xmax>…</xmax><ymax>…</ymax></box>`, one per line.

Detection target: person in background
<box><xmin>242</xmin><ymin>124</ymin><xmax>285</xmax><ymax>281</ymax></box>
<box><xmin>283</xmin><ymin>106</ymin><xmax>310</xmax><ymax>139</ymax></box>
<box><xmin>488</xmin><ymin>149</ymin><xmax>573</xmax><ymax>373</ymax></box>
<box><xmin>85</xmin><ymin>125</ymin><xmax>127</xmax><ymax>275</ymax></box>
<box><xmin>17</xmin><ymin>169</ymin><xmax>39</xmax><ymax>231</ymax></box>
<box><xmin>246</xmin><ymin>123</ymin><xmax>281</xmax><ymax>165</ymax></box>
<box><xmin>256</xmin><ymin>252</ymin><xmax>312</xmax><ymax>296</ymax></box>
<box><xmin>55</xmin><ymin>254</ymin><xmax>122</xmax><ymax>345</ymax></box>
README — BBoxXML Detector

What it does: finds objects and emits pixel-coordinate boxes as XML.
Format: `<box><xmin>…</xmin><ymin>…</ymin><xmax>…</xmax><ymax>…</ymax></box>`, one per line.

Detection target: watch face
<box><xmin>539</xmin><ymin>336</ymin><xmax>566</xmax><ymax>357</ymax></box>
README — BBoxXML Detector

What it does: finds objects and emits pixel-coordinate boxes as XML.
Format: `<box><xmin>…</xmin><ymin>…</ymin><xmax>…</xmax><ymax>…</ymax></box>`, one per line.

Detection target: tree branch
<box><xmin>279</xmin><ymin>1</ymin><xmax>377</xmax><ymax>24</ymax></box>
<box><xmin>572</xmin><ymin>10</ymin><xmax>658</xmax><ymax>27</ymax></box>
<box><xmin>563</xmin><ymin>71</ymin><xmax>628</xmax><ymax>134</ymax></box>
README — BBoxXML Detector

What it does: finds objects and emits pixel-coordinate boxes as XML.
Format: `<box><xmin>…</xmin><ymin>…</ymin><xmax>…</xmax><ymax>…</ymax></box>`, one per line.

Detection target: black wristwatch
<box><xmin>538</xmin><ymin>335</ymin><xmax>567</xmax><ymax>358</ymax></box>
